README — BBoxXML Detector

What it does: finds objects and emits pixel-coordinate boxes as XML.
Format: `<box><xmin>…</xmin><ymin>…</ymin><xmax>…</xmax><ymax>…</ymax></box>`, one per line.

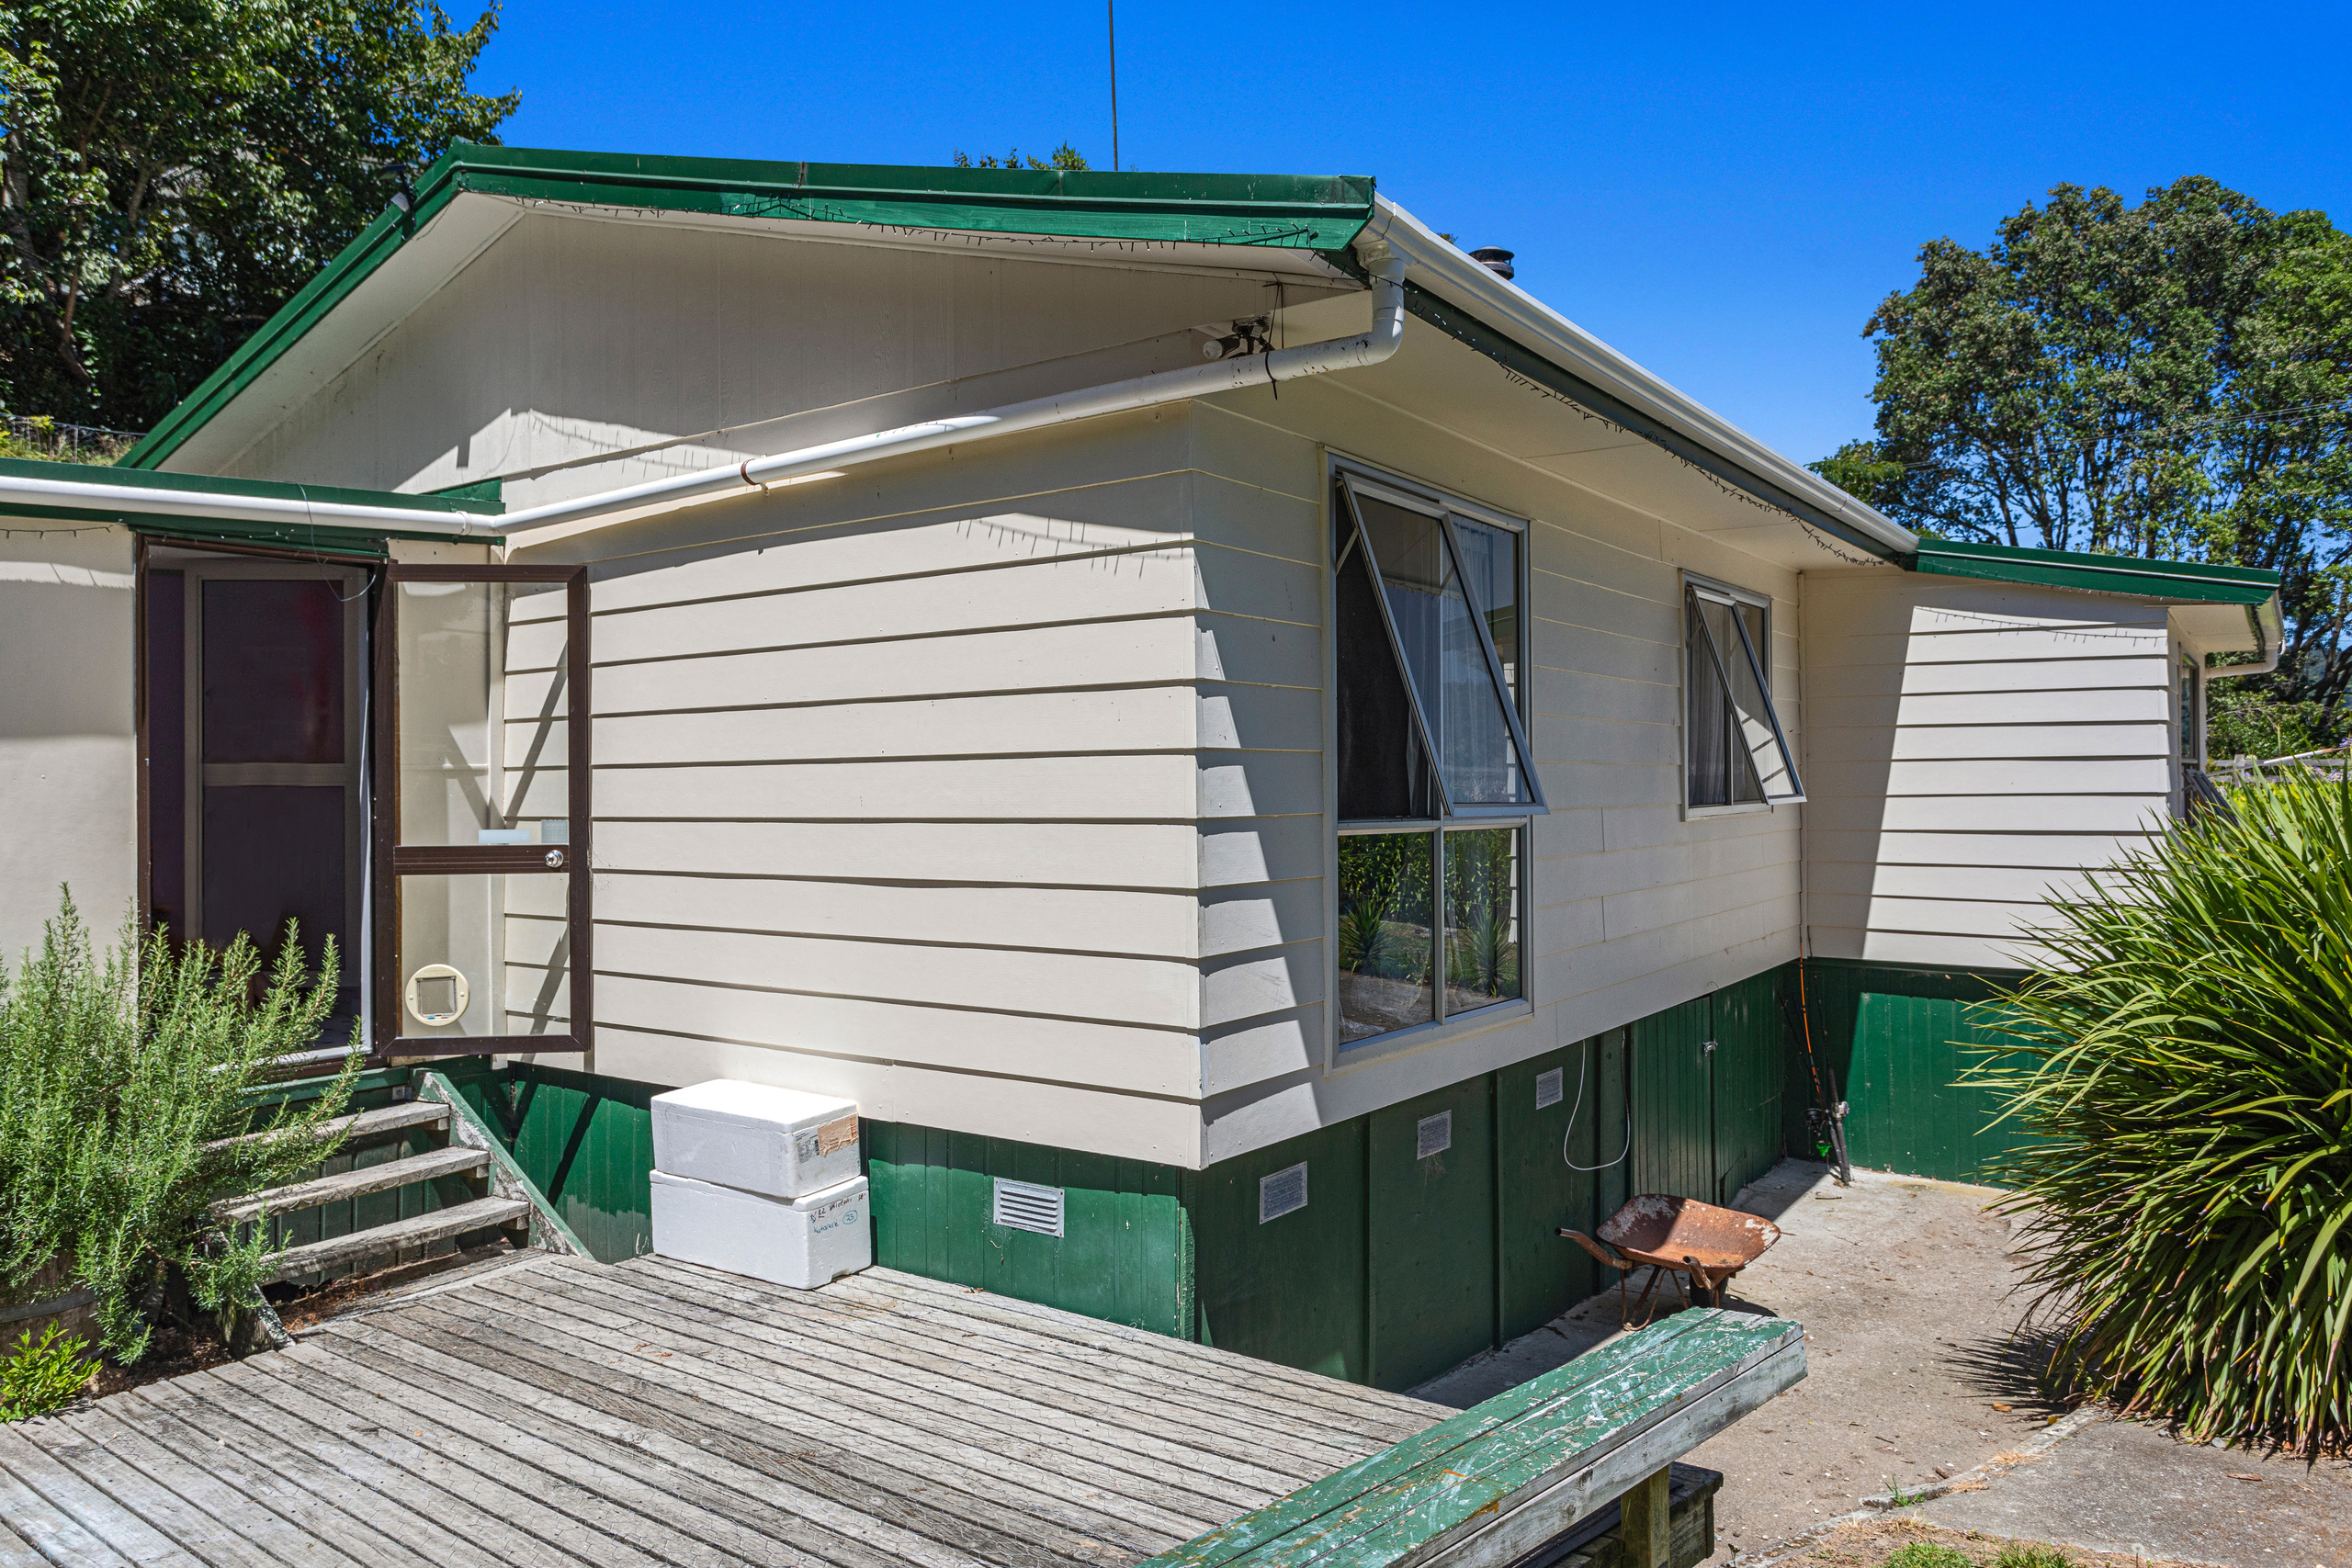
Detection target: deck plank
<box><xmin>253</xmin><ymin>1349</ymin><xmax>759</xmax><ymax>1568</ymax></box>
<box><xmin>841</xmin><ymin>1268</ymin><xmax>1438</xmax><ymax>1438</ymax></box>
<box><xmin>343</xmin><ymin>1301</ymin><xmax>1218</xmax><ymax>1544</ymax></box>
<box><xmin>103</xmin><ymin>1386</ymin><xmax>440</xmax><ymax>1568</ymax></box>
<box><xmin>43</xmin><ymin>1404</ymin><xmax>365</xmax><ymax>1568</ymax></box>
<box><xmin>332</xmin><ymin>1315</ymin><xmax>1178</xmax><ymax>1563</ymax></box>
<box><xmin>380</xmin><ymin>1298</ymin><xmax>1133</xmax><ymax>1568</ymax></box>
<box><xmin>592</xmin><ymin>1263</ymin><xmax>1381</xmax><ymax>1470</ymax></box>
<box><xmin>491</xmin><ymin>1267</ymin><xmax>1304</xmax><ymax>1498</ymax></box>
<box><xmin>317</xmin><ymin>1329</ymin><xmax>935</xmax><ymax>1568</ymax></box>
<box><xmin>546</xmin><ymin>1263</ymin><xmax>1353</xmax><ymax>1483</ymax></box>
<box><xmin>45</xmin><ymin>1247</ymin><xmax>1471</xmax><ymax>1568</ymax></box>
<box><xmin>137</xmin><ymin>1371</ymin><xmax>526</xmax><ymax>1568</ymax></box>
<box><xmin>0</xmin><ymin>1457</ymin><xmax>135</xmax><ymax>1568</ymax></box>
<box><xmin>0</xmin><ymin>1425</ymin><xmax>205</xmax><ymax>1567</ymax></box>
<box><xmin>202</xmin><ymin>1359</ymin><xmax>628</xmax><ymax>1568</ymax></box>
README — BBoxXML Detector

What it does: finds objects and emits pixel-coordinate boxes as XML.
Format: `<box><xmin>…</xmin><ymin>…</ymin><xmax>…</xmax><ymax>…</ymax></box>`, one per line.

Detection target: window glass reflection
<box><xmin>1444</xmin><ymin>828</ymin><xmax>1521</xmax><ymax>1012</ymax></box>
<box><xmin>1336</xmin><ymin>833</ymin><xmax>1434</xmax><ymax>1044</ymax></box>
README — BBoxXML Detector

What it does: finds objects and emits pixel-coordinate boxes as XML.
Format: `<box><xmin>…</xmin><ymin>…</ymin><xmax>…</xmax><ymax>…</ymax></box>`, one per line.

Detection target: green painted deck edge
<box><xmin>1139</xmin><ymin>1310</ymin><xmax>1796</xmax><ymax>1568</ymax></box>
<box><xmin>1910</xmin><ymin>538</ymin><xmax>2278</xmax><ymax>604</ymax></box>
<box><xmin>121</xmin><ymin>144</ymin><xmax>1373</xmax><ymax>471</ymax></box>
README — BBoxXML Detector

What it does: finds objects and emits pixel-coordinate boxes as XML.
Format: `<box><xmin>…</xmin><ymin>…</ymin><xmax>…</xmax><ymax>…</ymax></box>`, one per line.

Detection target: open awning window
<box><xmin>1685</xmin><ymin>581</ymin><xmax>1803</xmax><ymax>808</ymax></box>
<box><xmin>1335</xmin><ymin>473</ymin><xmax>1544</xmax><ymax>818</ymax></box>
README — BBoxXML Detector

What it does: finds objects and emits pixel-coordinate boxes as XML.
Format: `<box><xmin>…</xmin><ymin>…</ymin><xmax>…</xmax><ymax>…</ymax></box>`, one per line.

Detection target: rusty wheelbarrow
<box><xmin>1559</xmin><ymin>1193</ymin><xmax>1781</xmax><ymax>1327</ymax></box>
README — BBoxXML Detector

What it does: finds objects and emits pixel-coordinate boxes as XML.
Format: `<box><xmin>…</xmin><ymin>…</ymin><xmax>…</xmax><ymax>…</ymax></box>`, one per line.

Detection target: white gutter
<box><xmin>0</xmin><ymin>472</ymin><xmax>504</xmax><ymax>536</ymax></box>
<box><xmin>2208</xmin><ymin>595</ymin><xmax>2287</xmax><ymax>680</ymax></box>
<box><xmin>495</xmin><ymin>248</ymin><xmax>1411</xmax><ymax>542</ymax></box>
<box><xmin>1358</xmin><ymin>197</ymin><xmax>1920</xmax><ymax>558</ymax></box>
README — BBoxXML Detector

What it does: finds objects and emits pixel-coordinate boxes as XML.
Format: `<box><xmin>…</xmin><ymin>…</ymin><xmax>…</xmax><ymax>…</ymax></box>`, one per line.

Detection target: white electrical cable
<box><xmin>1561</xmin><ymin>1036</ymin><xmax>1633</xmax><ymax>1173</ymax></box>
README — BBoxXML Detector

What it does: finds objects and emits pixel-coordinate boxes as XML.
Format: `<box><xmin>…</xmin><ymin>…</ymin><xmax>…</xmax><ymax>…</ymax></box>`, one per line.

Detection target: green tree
<box><xmin>951</xmin><ymin>142</ymin><xmax>1088</xmax><ymax>171</ymax></box>
<box><xmin>1817</xmin><ymin>179</ymin><xmax>2352</xmax><ymax>733</ymax></box>
<box><xmin>0</xmin><ymin>0</ymin><xmax>518</xmax><ymax>430</ymax></box>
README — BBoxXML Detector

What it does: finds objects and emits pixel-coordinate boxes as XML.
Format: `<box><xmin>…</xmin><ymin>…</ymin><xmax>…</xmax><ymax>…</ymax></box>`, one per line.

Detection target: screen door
<box><xmin>372</xmin><ymin>564</ymin><xmax>592</xmax><ymax>1057</ymax></box>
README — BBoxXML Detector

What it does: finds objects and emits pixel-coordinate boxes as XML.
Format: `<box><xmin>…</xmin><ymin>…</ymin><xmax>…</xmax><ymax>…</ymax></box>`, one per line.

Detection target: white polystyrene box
<box><xmin>649</xmin><ymin>1079</ymin><xmax>860</xmax><ymax>1199</ymax></box>
<box><xmin>649</xmin><ymin>1170</ymin><xmax>871</xmax><ymax>1289</ymax></box>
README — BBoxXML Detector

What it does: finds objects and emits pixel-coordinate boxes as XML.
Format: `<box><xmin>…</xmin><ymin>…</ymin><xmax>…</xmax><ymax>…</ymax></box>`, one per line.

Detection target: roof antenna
<box><xmin>1107</xmin><ymin>1</ymin><xmax>1120</xmax><ymax>171</ymax></box>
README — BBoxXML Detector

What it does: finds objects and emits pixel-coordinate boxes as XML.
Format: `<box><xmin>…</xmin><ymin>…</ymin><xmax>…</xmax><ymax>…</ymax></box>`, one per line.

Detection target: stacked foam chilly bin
<box><xmin>647</xmin><ymin>1080</ymin><xmax>873</xmax><ymax>1289</ymax></box>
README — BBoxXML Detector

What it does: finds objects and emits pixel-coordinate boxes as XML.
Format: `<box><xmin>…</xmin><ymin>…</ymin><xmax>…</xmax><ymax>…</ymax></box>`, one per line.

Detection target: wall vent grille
<box><xmin>991</xmin><ymin>1178</ymin><xmax>1064</xmax><ymax>1237</ymax></box>
<box><xmin>1417</xmin><ymin>1111</ymin><xmax>1453</xmax><ymax>1160</ymax></box>
<box><xmin>1534</xmin><ymin>1068</ymin><xmax>1565</xmax><ymax>1109</ymax></box>
<box><xmin>1259</xmin><ymin>1162</ymin><xmax>1308</xmax><ymax>1224</ymax></box>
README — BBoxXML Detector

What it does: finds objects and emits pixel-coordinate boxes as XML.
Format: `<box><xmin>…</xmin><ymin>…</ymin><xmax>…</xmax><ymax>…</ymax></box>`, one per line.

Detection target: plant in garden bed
<box><xmin>1973</xmin><ymin>772</ymin><xmax>2352</xmax><ymax>1454</ymax></box>
<box><xmin>0</xmin><ymin>891</ymin><xmax>360</xmax><ymax>1367</ymax></box>
<box><xmin>0</xmin><ymin>1323</ymin><xmax>98</xmax><ymax>1420</ymax></box>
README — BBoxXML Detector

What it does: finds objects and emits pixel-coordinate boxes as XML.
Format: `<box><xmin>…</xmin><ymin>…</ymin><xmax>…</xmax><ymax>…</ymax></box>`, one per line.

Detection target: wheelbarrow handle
<box><xmin>1557</xmin><ymin>1227</ymin><xmax>1632</xmax><ymax>1270</ymax></box>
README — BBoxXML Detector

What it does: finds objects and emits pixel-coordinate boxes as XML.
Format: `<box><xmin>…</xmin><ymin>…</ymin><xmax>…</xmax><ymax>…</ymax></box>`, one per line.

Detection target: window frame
<box><xmin>1325</xmin><ymin>455</ymin><xmax>1539</xmax><ymax>1061</ymax></box>
<box><xmin>1679</xmin><ymin>570</ymin><xmax>1803</xmax><ymax>818</ymax></box>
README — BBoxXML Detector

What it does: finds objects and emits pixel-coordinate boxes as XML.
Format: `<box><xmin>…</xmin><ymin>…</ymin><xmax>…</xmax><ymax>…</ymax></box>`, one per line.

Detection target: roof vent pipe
<box><xmin>1470</xmin><ymin>247</ymin><xmax>1515</xmax><ymax>280</ymax></box>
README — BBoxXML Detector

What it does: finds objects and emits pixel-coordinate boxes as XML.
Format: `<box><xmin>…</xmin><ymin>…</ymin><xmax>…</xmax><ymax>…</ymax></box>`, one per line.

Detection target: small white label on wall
<box><xmin>1535</xmin><ymin>1068</ymin><xmax>1565</xmax><ymax>1110</ymax></box>
<box><xmin>1417</xmin><ymin>1111</ymin><xmax>1453</xmax><ymax>1160</ymax></box>
<box><xmin>1259</xmin><ymin>1162</ymin><xmax>1308</xmax><ymax>1223</ymax></box>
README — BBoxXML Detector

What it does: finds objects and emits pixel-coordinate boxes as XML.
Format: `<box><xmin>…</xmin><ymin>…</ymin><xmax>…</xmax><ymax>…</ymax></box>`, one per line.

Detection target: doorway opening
<box><xmin>141</xmin><ymin>546</ymin><xmax>368</xmax><ymax>1052</ymax></box>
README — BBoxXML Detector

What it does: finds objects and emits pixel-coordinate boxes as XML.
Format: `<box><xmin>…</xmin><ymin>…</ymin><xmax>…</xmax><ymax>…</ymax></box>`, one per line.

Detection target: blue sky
<box><xmin>479</xmin><ymin>1</ymin><xmax>2352</xmax><ymax>468</ymax></box>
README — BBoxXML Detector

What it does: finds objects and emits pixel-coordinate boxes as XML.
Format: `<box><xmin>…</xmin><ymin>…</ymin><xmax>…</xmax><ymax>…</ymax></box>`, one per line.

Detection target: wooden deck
<box><xmin>0</xmin><ymin>1255</ymin><xmax>1447</xmax><ymax>1567</ymax></box>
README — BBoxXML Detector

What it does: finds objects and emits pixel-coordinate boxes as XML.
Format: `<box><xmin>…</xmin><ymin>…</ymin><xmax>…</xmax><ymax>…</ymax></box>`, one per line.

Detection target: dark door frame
<box><xmin>370</xmin><ymin>562</ymin><xmax>593</xmax><ymax>1061</ymax></box>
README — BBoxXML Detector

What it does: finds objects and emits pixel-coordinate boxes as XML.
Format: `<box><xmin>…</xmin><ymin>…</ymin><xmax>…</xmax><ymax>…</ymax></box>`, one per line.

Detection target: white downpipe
<box><xmin>0</xmin><ymin>254</ymin><xmax>1405</xmax><ymax>543</ymax></box>
<box><xmin>496</xmin><ymin>252</ymin><xmax>1410</xmax><ymax>542</ymax></box>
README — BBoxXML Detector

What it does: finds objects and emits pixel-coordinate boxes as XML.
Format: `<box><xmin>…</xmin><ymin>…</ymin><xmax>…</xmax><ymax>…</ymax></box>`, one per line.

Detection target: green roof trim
<box><xmin>120</xmin><ymin>145</ymin><xmax>1374</xmax><ymax>472</ymax></box>
<box><xmin>0</xmin><ymin>456</ymin><xmax>502</xmax><ymax>516</ymax></box>
<box><xmin>1910</xmin><ymin>537</ymin><xmax>2279</xmax><ymax>604</ymax></box>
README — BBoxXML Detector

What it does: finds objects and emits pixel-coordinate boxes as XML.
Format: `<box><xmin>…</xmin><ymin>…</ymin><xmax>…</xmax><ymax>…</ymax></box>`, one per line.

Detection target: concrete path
<box><xmin>1415</xmin><ymin>1156</ymin><xmax>2352</xmax><ymax>1568</ymax></box>
<box><xmin>1914</xmin><ymin>1416</ymin><xmax>2352</xmax><ymax>1568</ymax></box>
<box><xmin>1413</xmin><ymin>1159</ymin><xmax>2076</xmax><ymax>1561</ymax></box>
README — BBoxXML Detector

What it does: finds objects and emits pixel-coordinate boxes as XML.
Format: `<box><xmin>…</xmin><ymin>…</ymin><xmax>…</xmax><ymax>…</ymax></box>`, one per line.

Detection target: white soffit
<box><xmin>163</xmin><ymin>192</ymin><xmax>527</xmax><ymax>474</ymax></box>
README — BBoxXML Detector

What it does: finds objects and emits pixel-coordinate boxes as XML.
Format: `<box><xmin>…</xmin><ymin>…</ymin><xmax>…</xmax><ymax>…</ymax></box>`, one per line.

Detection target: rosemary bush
<box><xmin>0</xmin><ymin>893</ymin><xmax>359</xmax><ymax>1363</ymax></box>
<box><xmin>1974</xmin><ymin>773</ymin><xmax>2352</xmax><ymax>1453</ymax></box>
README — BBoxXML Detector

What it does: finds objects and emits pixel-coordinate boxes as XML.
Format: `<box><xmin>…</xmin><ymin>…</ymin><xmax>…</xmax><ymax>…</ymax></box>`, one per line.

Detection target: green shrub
<box><xmin>1973</xmin><ymin>772</ymin><xmax>2352</xmax><ymax>1453</ymax></box>
<box><xmin>0</xmin><ymin>1323</ymin><xmax>97</xmax><ymax>1420</ymax></box>
<box><xmin>1884</xmin><ymin>1541</ymin><xmax>1973</xmax><ymax>1568</ymax></box>
<box><xmin>0</xmin><ymin>892</ymin><xmax>360</xmax><ymax>1363</ymax></box>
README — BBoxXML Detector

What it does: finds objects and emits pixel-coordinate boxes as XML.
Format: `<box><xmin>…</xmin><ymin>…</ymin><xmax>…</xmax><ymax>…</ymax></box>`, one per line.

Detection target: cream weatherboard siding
<box><xmin>1799</xmin><ymin>569</ymin><xmax>2178</xmax><ymax>971</ymax></box>
<box><xmin>0</xmin><ymin>525</ymin><xmax>137</xmax><ymax>962</ymax></box>
<box><xmin>1176</xmin><ymin>374</ymin><xmax>1806</xmax><ymax>1163</ymax></box>
<box><xmin>212</xmin><ymin>209</ymin><xmax>1347</xmax><ymax>506</ymax></box>
<box><xmin>509</xmin><ymin>410</ymin><xmax>1242</xmax><ymax>1166</ymax></box>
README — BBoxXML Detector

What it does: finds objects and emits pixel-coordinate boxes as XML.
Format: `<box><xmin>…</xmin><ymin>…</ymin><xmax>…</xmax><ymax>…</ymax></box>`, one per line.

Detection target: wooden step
<box><xmin>213</xmin><ymin>1145</ymin><xmax>491</xmax><ymax>1224</ymax></box>
<box><xmin>268</xmin><ymin>1197</ymin><xmax>532</xmax><ymax>1282</ymax></box>
<box><xmin>209</xmin><ymin>1098</ymin><xmax>448</xmax><ymax>1152</ymax></box>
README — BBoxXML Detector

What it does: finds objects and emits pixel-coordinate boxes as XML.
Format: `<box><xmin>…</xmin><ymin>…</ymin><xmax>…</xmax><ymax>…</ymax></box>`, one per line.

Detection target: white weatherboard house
<box><xmin>0</xmin><ymin>148</ymin><xmax>2282</xmax><ymax>1389</ymax></box>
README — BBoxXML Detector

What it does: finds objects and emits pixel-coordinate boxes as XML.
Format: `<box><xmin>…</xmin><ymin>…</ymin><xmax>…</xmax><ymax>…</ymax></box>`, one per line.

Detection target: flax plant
<box><xmin>0</xmin><ymin>893</ymin><xmax>359</xmax><ymax>1362</ymax></box>
<box><xmin>1972</xmin><ymin>772</ymin><xmax>2352</xmax><ymax>1453</ymax></box>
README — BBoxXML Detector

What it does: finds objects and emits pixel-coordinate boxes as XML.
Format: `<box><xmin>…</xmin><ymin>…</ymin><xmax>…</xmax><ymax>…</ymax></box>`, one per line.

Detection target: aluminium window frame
<box><xmin>1679</xmin><ymin>570</ymin><xmax>1802</xmax><ymax>819</ymax></box>
<box><xmin>1325</xmin><ymin>454</ymin><xmax>1540</xmax><ymax>1063</ymax></box>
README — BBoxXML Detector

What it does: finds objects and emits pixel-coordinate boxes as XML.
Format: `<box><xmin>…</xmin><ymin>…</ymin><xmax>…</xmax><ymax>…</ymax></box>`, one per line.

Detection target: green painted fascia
<box><xmin>5</xmin><ymin>455</ymin><xmax>501</xmax><ymax>517</ymax></box>
<box><xmin>1400</xmin><ymin>283</ymin><xmax>1904</xmax><ymax>560</ymax></box>
<box><xmin>428</xmin><ymin>476</ymin><xmax>503</xmax><ymax>504</ymax></box>
<box><xmin>1910</xmin><ymin>537</ymin><xmax>2278</xmax><ymax>604</ymax></box>
<box><xmin>121</xmin><ymin>142</ymin><xmax>1374</xmax><ymax>472</ymax></box>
